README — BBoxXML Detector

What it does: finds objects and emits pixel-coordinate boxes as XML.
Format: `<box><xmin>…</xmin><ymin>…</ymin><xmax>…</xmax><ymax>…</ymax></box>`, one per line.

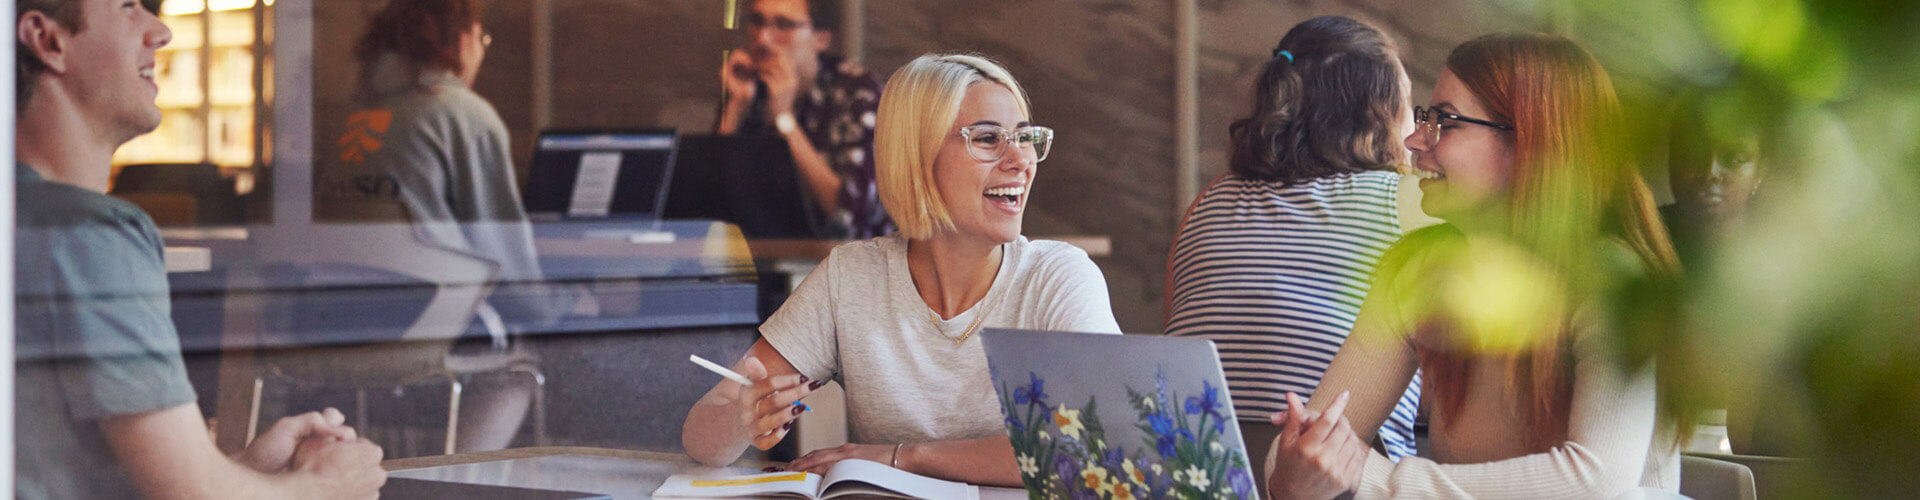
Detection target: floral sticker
<box><xmin>999</xmin><ymin>367</ymin><xmax>1255</xmax><ymax>500</ymax></box>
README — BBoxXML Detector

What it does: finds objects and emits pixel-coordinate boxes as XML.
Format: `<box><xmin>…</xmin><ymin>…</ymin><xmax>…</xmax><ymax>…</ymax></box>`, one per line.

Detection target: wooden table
<box><xmin>164</xmin><ymin>246</ymin><xmax>212</xmax><ymax>273</ymax></box>
<box><xmin>383</xmin><ymin>446</ymin><xmax>730</xmax><ymax>472</ymax></box>
<box><xmin>536</xmin><ymin>235</ymin><xmax>1113</xmax><ymax>260</ymax></box>
<box><xmin>746</xmin><ymin>235</ymin><xmax>1111</xmax><ymax>260</ymax></box>
<box><xmin>383</xmin><ymin>446</ymin><xmax>1026</xmax><ymax>499</ymax></box>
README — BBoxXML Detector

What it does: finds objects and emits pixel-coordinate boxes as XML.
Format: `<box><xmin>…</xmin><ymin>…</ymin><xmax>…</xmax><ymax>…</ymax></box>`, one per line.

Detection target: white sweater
<box><xmin>1302</xmin><ymin>236</ymin><xmax>1680</xmax><ymax>499</ymax></box>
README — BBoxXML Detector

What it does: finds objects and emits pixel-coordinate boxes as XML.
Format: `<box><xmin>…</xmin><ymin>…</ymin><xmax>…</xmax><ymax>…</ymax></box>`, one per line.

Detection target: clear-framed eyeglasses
<box><xmin>1414</xmin><ymin>105</ymin><xmax>1512</xmax><ymax>145</ymax></box>
<box><xmin>959</xmin><ymin>125</ymin><xmax>1054</xmax><ymax>163</ymax></box>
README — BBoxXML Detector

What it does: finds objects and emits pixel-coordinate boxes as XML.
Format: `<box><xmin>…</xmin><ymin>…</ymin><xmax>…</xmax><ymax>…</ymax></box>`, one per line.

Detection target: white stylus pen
<box><xmin>689</xmin><ymin>354</ymin><xmax>754</xmax><ymax>385</ymax></box>
<box><xmin>690</xmin><ymin>354</ymin><xmax>813</xmax><ymax>413</ymax></box>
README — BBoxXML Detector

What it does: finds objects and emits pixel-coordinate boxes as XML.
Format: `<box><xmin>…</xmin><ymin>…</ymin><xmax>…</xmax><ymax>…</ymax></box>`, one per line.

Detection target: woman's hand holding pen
<box><xmin>733</xmin><ymin>355</ymin><xmax>827</xmax><ymax>450</ymax></box>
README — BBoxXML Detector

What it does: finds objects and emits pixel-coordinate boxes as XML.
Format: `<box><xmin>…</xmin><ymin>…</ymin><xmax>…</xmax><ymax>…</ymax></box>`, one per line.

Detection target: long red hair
<box><xmin>354</xmin><ymin>0</ymin><xmax>482</xmax><ymax>90</ymax></box>
<box><xmin>1418</xmin><ymin>33</ymin><xmax>1679</xmax><ymax>451</ymax></box>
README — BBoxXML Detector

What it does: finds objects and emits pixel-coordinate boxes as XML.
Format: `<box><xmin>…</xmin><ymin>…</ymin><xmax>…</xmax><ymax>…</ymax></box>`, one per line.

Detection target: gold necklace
<box><xmin>927</xmin><ymin>301</ymin><xmax>993</xmax><ymax>345</ymax></box>
<box><xmin>913</xmin><ymin>243</ymin><xmax>1002</xmax><ymax>345</ymax></box>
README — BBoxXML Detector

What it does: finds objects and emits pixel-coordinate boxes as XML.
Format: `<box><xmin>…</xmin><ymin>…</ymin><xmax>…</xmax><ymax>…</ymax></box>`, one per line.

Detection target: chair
<box><xmin>247</xmin><ymin>223</ymin><xmax>546</xmax><ymax>455</ymax></box>
<box><xmin>1680</xmin><ymin>454</ymin><xmax>1758</xmax><ymax>500</ymax></box>
<box><xmin>114</xmin><ymin>192</ymin><xmax>198</xmax><ymax>227</ymax></box>
<box><xmin>1686</xmin><ymin>452</ymin><xmax>1808</xmax><ymax>500</ymax></box>
<box><xmin>111</xmin><ymin>162</ymin><xmax>246</xmax><ymax>225</ymax></box>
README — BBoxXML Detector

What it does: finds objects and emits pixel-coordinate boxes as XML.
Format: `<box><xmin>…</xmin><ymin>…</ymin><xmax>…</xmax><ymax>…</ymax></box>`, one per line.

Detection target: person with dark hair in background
<box><xmin>1163</xmin><ymin>16</ymin><xmax>1437</xmax><ymax>491</ymax></box>
<box><xmin>14</xmin><ymin>0</ymin><xmax>385</xmax><ymax>498</ymax></box>
<box><xmin>1661</xmin><ymin>90</ymin><xmax>1762</xmax><ymax>271</ymax></box>
<box><xmin>1661</xmin><ymin>89</ymin><xmax>1797</xmax><ymax>461</ymax></box>
<box><xmin>717</xmin><ymin>0</ymin><xmax>890</xmax><ymax>238</ymax></box>
<box><xmin>315</xmin><ymin>0</ymin><xmax>560</xmax><ymax>453</ymax></box>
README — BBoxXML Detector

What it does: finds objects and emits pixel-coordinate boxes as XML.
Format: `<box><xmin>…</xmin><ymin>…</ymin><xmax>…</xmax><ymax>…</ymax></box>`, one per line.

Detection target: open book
<box><xmin>653</xmin><ymin>459</ymin><xmax>979</xmax><ymax>500</ymax></box>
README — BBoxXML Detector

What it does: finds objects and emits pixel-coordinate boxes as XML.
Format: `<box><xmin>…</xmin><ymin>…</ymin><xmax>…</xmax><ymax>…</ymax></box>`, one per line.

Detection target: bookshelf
<box><xmin>115</xmin><ymin>0</ymin><xmax>274</xmax><ymax>171</ymax></box>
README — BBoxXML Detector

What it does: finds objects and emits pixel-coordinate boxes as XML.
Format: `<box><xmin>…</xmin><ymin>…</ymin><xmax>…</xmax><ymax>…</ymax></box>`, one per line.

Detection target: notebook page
<box><xmin>653</xmin><ymin>470</ymin><xmax>822</xmax><ymax>498</ymax></box>
<box><xmin>818</xmin><ymin>459</ymin><xmax>978</xmax><ymax>500</ymax></box>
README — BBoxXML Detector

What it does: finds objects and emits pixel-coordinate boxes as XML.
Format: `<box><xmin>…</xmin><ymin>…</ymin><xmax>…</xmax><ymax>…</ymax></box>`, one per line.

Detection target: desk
<box><xmin>162</xmin><ymin>221</ymin><xmax>760</xmax><ymax>353</ymax></box>
<box><xmin>385</xmin><ymin>447</ymin><xmax>1027</xmax><ymax>499</ymax></box>
<box><xmin>164</xmin><ymin>246</ymin><xmax>212</xmax><ymax>273</ymax></box>
<box><xmin>746</xmin><ymin>235</ymin><xmax>1111</xmax><ymax>260</ymax></box>
<box><xmin>172</xmin><ymin>221</ymin><xmax>765</xmax><ymax>453</ymax></box>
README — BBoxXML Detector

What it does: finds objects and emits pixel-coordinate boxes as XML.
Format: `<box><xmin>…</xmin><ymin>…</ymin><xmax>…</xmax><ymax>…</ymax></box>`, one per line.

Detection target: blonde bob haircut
<box><xmin>874</xmin><ymin>53</ymin><xmax>1032</xmax><ymax>239</ymax></box>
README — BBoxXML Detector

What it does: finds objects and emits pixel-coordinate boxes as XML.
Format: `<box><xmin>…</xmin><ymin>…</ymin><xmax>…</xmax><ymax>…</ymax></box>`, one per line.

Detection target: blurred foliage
<box><xmin>1567</xmin><ymin>0</ymin><xmax>1920</xmax><ymax>497</ymax></box>
<box><xmin>1361</xmin><ymin>0</ymin><xmax>1917</xmax><ymax>496</ymax></box>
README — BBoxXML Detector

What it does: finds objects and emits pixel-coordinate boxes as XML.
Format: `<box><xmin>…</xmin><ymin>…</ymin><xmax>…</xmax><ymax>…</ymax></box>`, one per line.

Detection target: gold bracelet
<box><xmin>891</xmin><ymin>443</ymin><xmax>905</xmax><ymax>469</ymax></box>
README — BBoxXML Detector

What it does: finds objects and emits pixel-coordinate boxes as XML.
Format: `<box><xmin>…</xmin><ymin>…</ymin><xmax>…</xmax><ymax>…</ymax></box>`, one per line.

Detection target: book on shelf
<box><xmin>653</xmin><ymin>459</ymin><xmax>978</xmax><ymax>500</ymax></box>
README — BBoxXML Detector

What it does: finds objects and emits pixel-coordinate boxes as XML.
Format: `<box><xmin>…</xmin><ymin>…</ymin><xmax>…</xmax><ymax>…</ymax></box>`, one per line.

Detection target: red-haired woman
<box><xmin>1263</xmin><ymin>33</ymin><xmax>1683</xmax><ymax>500</ymax></box>
<box><xmin>316</xmin><ymin>0</ymin><xmax>555</xmax><ymax>453</ymax></box>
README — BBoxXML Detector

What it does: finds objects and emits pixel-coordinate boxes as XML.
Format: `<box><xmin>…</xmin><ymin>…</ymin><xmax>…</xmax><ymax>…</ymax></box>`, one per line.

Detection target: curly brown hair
<box><xmin>1227</xmin><ymin>15</ymin><xmax>1407</xmax><ymax>184</ymax></box>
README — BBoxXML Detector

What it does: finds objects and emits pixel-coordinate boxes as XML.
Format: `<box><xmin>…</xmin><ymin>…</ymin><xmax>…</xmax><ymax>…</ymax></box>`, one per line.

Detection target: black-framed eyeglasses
<box><xmin>1415</xmin><ymin>105</ymin><xmax>1512</xmax><ymax>145</ymax></box>
<box><xmin>959</xmin><ymin>125</ymin><xmax>1054</xmax><ymax>163</ymax></box>
<box><xmin>746</xmin><ymin>14</ymin><xmax>811</xmax><ymax>32</ymax></box>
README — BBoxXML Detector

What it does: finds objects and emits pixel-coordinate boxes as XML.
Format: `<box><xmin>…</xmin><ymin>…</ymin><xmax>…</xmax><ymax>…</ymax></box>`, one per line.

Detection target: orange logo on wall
<box><xmin>338</xmin><ymin>109</ymin><xmax>394</xmax><ymax>165</ymax></box>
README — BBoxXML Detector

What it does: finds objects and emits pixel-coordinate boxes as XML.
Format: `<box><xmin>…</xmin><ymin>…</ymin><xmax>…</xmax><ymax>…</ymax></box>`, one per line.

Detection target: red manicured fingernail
<box><xmin>782</xmin><ymin>420</ymin><xmax>795</xmax><ymax>431</ymax></box>
<box><xmin>809</xmin><ymin>379</ymin><xmax>829</xmax><ymax>390</ymax></box>
<box><xmin>790</xmin><ymin>404</ymin><xmax>805</xmax><ymax>416</ymax></box>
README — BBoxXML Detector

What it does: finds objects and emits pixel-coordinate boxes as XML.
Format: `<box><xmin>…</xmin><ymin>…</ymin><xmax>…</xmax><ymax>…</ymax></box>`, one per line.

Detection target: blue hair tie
<box><xmin>1274</xmin><ymin>49</ymin><xmax>1294</xmax><ymax>63</ymax></box>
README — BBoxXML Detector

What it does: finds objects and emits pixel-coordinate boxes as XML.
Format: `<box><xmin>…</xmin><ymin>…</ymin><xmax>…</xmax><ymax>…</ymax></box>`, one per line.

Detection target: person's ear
<box><xmin>17</xmin><ymin>11</ymin><xmax>72</xmax><ymax>74</ymax></box>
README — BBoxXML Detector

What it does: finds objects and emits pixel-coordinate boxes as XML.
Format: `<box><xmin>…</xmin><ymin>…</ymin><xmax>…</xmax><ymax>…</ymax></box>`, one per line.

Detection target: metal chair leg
<box><xmin>246</xmin><ymin>376</ymin><xmax>264</xmax><ymax>446</ymax></box>
<box><xmin>354</xmin><ymin>389</ymin><xmax>369</xmax><ymax>429</ymax></box>
<box><xmin>443</xmin><ymin>374</ymin><xmax>462</xmax><ymax>455</ymax></box>
<box><xmin>506</xmin><ymin>364</ymin><xmax>549</xmax><ymax>446</ymax></box>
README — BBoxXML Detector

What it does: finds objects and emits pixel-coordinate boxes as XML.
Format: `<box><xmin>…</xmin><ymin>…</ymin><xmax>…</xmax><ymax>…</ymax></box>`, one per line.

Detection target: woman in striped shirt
<box><xmin>1164</xmin><ymin>16</ymin><xmax>1437</xmax><ymax>486</ymax></box>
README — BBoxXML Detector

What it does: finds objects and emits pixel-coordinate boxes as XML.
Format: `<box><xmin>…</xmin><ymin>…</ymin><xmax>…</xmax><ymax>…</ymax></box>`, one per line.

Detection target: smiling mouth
<box><xmin>984</xmin><ymin>185</ymin><xmax>1025</xmax><ymax>206</ymax></box>
<box><xmin>1414</xmin><ymin>168</ymin><xmax>1445</xmax><ymax>180</ymax></box>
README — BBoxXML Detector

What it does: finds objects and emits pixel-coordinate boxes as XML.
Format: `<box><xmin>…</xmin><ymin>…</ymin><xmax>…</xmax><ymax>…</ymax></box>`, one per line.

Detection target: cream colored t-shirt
<box><xmin>762</xmin><ymin>235</ymin><xmax>1123</xmax><ymax>445</ymax></box>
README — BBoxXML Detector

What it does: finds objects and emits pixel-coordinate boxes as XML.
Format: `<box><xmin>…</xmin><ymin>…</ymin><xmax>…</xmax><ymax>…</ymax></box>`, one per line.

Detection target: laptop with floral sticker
<box><xmin>980</xmin><ymin>329</ymin><xmax>1259</xmax><ymax>500</ymax></box>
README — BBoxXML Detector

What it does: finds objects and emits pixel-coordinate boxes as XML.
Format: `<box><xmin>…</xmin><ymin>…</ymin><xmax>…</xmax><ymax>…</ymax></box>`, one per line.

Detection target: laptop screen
<box><xmin>525</xmin><ymin>130</ymin><xmax>677</xmax><ymax>219</ymax></box>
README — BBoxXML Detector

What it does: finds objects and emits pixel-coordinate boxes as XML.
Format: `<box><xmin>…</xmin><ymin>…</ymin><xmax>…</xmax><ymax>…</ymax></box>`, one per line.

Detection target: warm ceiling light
<box><xmin>159</xmin><ymin>0</ymin><xmax>204</xmax><ymax>15</ymax></box>
<box><xmin>207</xmin><ymin>0</ymin><xmax>255</xmax><ymax>12</ymax></box>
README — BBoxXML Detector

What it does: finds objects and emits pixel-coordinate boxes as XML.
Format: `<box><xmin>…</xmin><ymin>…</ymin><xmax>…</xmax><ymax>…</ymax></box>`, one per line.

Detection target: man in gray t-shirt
<box><xmin>15</xmin><ymin>163</ymin><xmax>203</xmax><ymax>498</ymax></box>
<box><xmin>14</xmin><ymin>0</ymin><xmax>385</xmax><ymax>497</ymax></box>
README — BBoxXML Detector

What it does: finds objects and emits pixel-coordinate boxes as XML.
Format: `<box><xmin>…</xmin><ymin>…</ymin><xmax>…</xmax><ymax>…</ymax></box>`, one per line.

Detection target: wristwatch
<box><xmin>775</xmin><ymin>112</ymin><xmax>799</xmax><ymax>135</ymax></box>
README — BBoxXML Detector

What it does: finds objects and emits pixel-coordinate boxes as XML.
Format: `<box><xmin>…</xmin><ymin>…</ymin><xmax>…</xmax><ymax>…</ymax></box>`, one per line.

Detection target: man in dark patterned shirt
<box><xmin>718</xmin><ymin>0</ymin><xmax>891</xmax><ymax>239</ymax></box>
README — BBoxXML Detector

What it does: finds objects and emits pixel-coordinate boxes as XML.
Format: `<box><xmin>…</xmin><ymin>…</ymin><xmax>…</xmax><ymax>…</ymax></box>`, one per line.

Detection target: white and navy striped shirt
<box><xmin>1167</xmin><ymin>171</ymin><xmax>1425</xmax><ymax>460</ymax></box>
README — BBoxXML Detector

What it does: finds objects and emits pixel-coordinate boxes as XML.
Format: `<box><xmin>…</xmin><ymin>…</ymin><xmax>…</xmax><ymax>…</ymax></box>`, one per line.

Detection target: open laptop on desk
<box><xmin>981</xmin><ymin>329</ymin><xmax>1261</xmax><ymax>500</ymax></box>
<box><xmin>524</xmin><ymin>129</ymin><xmax>679</xmax><ymax>225</ymax></box>
<box><xmin>664</xmin><ymin>134</ymin><xmax>822</xmax><ymax>239</ymax></box>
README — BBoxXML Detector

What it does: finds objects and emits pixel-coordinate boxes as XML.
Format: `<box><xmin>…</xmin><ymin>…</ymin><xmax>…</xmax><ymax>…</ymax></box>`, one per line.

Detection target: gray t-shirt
<box><xmin>315</xmin><ymin>55</ymin><xmax>565</xmax><ymax>327</ymax></box>
<box><xmin>14</xmin><ymin>163</ymin><xmax>199</xmax><ymax>500</ymax></box>
<box><xmin>762</xmin><ymin>235</ymin><xmax>1122</xmax><ymax>445</ymax></box>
